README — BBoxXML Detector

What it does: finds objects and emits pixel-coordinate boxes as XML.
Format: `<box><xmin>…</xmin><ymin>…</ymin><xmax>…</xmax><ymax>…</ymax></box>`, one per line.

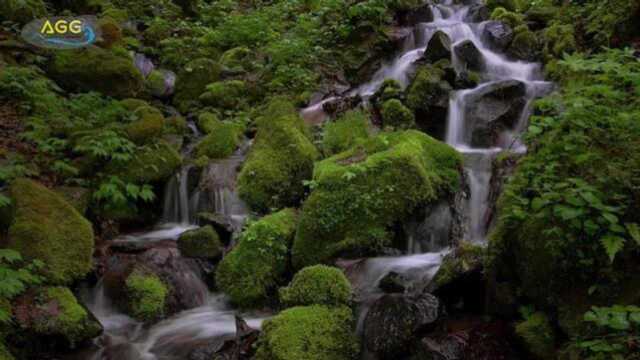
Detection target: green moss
<box><xmin>199</xmin><ymin>80</ymin><xmax>246</xmax><ymax>110</ymax></box>
<box><xmin>322</xmin><ymin>110</ymin><xmax>370</xmax><ymax>157</ymax></box>
<box><xmin>8</xmin><ymin>179</ymin><xmax>94</xmax><ymax>284</ymax></box>
<box><xmin>125</xmin><ymin>269</ymin><xmax>168</xmax><ymax>321</ymax></box>
<box><xmin>372</xmin><ymin>79</ymin><xmax>403</xmax><ymax>104</ymax></box>
<box><xmin>143</xmin><ymin>18</ymin><xmax>173</xmax><ymax>46</ymax></box>
<box><xmin>177</xmin><ymin>225</ymin><xmax>222</xmax><ymax>259</ymax></box>
<box><xmin>125</xmin><ymin>111</ymin><xmax>165</xmax><ymax>144</ymax></box>
<box><xmin>380</xmin><ymin>99</ymin><xmax>415</xmax><ymax>130</ymax></box>
<box><xmin>220</xmin><ymin>47</ymin><xmax>253</xmax><ymax>73</ymax></box>
<box><xmin>515</xmin><ymin>312</ymin><xmax>556</xmax><ymax>359</ymax></box>
<box><xmin>0</xmin><ymin>0</ymin><xmax>47</xmax><ymax>24</ymax></box>
<box><xmin>279</xmin><ymin>265</ymin><xmax>352</xmax><ymax>307</ymax></box>
<box><xmin>145</xmin><ymin>70</ymin><xmax>168</xmax><ymax>97</ymax></box>
<box><xmin>238</xmin><ymin>99</ymin><xmax>319</xmax><ymax>213</ymax></box>
<box><xmin>509</xmin><ymin>25</ymin><xmax>539</xmax><ymax>60</ymax></box>
<box><xmin>486</xmin><ymin>0</ymin><xmax>523</xmax><ymax>12</ymax></box>
<box><xmin>0</xmin><ymin>342</ymin><xmax>14</xmax><ymax>360</ymax></box>
<box><xmin>195</xmin><ymin>122</ymin><xmax>244</xmax><ymax>159</ymax></box>
<box><xmin>108</xmin><ymin>140</ymin><xmax>182</xmax><ymax>183</ymax></box>
<box><xmin>431</xmin><ymin>242</ymin><xmax>485</xmax><ymax>288</ymax></box>
<box><xmin>292</xmin><ymin>130</ymin><xmax>462</xmax><ymax>268</ymax></box>
<box><xmin>49</xmin><ymin>47</ymin><xmax>144</xmax><ymax>99</ymax></box>
<box><xmin>173</xmin><ymin>58</ymin><xmax>222</xmax><ymax>113</ymax></box>
<box><xmin>215</xmin><ymin>209</ymin><xmax>298</xmax><ymax>308</ymax></box>
<box><xmin>490</xmin><ymin>7</ymin><xmax>525</xmax><ymax>29</ymax></box>
<box><xmin>542</xmin><ymin>22</ymin><xmax>576</xmax><ymax>61</ymax></box>
<box><xmin>255</xmin><ymin>305</ymin><xmax>359</xmax><ymax>360</ymax></box>
<box><xmin>119</xmin><ymin>98</ymin><xmax>149</xmax><ymax>112</ymax></box>
<box><xmin>405</xmin><ymin>64</ymin><xmax>451</xmax><ymax>113</ymax></box>
<box><xmin>30</xmin><ymin>287</ymin><xmax>102</xmax><ymax>346</ymax></box>
<box><xmin>197</xmin><ymin>112</ymin><xmax>221</xmax><ymax>134</ymax></box>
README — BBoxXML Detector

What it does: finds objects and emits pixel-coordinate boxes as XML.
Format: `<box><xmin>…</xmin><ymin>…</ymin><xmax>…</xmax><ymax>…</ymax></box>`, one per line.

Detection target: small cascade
<box><xmin>161</xmin><ymin>166</ymin><xmax>197</xmax><ymax>225</ymax></box>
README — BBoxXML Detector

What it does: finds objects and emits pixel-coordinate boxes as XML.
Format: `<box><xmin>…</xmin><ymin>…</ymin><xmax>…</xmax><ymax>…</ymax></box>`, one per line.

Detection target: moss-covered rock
<box><xmin>107</xmin><ymin>140</ymin><xmax>182</xmax><ymax>183</ymax></box>
<box><xmin>255</xmin><ymin>305</ymin><xmax>359</xmax><ymax>360</ymax></box>
<box><xmin>279</xmin><ymin>265</ymin><xmax>352</xmax><ymax>307</ymax></box>
<box><xmin>7</xmin><ymin>179</ymin><xmax>94</xmax><ymax>284</ymax></box>
<box><xmin>490</xmin><ymin>7</ymin><xmax>525</xmax><ymax>29</ymax></box>
<box><xmin>124</xmin><ymin>269</ymin><xmax>168</xmax><ymax>321</ymax></box>
<box><xmin>238</xmin><ymin>99</ymin><xmax>319</xmax><ymax>213</ymax></box>
<box><xmin>371</xmin><ymin>79</ymin><xmax>403</xmax><ymax>105</ymax></box>
<box><xmin>380</xmin><ymin>99</ymin><xmax>415</xmax><ymax>129</ymax></box>
<box><xmin>199</xmin><ymin>80</ymin><xmax>246</xmax><ymax>110</ymax></box>
<box><xmin>53</xmin><ymin>186</ymin><xmax>92</xmax><ymax>215</ymax></box>
<box><xmin>292</xmin><ymin>130</ymin><xmax>462</xmax><ymax>268</ymax></box>
<box><xmin>96</xmin><ymin>17</ymin><xmax>123</xmax><ymax>48</ymax></box>
<box><xmin>145</xmin><ymin>70</ymin><xmax>171</xmax><ymax>98</ymax></box>
<box><xmin>215</xmin><ymin>209</ymin><xmax>298</xmax><ymax>308</ymax></box>
<box><xmin>196</xmin><ymin>112</ymin><xmax>220</xmax><ymax>134</ymax></box>
<box><xmin>119</xmin><ymin>98</ymin><xmax>149</xmax><ymax>112</ymax></box>
<box><xmin>322</xmin><ymin>110</ymin><xmax>370</xmax><ymax>157</ymax></box>
<box><xmin>0</xmin><ymin>0</ymin><xmax>47</xmax><ymax>24</ymax></box>
<box><xmin>13</xmin><ymin>287</ymin><xmax>102</xmax><ymax>346</ymax></box>
<box><xmin>219</xmin><ymin>47</ymin><xmax>253</xmax><ymax>73</ymax></box>
<box><xmin>430</xmin><ymin>242</ymin><xmax>485</xmax><ymax>290</ymax></box>
<box><xmin>194</xmin><ymin>121</ymin><xmax>244</xmax><ymax>159</ymax></box>
<box><xmin>49</xmin><ymin>47</ymin><xmax>144</xmax><ymax>99</ymax></box>
<box><xmin>173</xmin><ymin>58</ymin><xmax>222</xmax><ymax>113</ymax></box>
<box><xmin>177</xmin><ymin>225</ymin><xmax>222</xmax><ymax>259</ymax></box>
<box><xmin>515</xmin><ymin>312</ymin><xmax>556</xmax><ymax>359</ymax></box>
<box><xmin>125</xmin><ymin>111</ymin><xmax>165</xmax><ymax>145</ymax></box>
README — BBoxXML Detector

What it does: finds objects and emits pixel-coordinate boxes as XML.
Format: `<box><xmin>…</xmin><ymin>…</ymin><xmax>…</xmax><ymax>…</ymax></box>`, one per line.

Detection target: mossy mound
<box><xmin>7</xmin><ymin>179</ymin><xmax>94</xmax><ymax>284</ymax></box>
<box><xmin>0</xmin><ymin>0</ymin><xmax>47</xmax><ymax>24</ymax></box>
<box><xmin>405</xmin><ymin>63</ymin><xmax>452</xmax><ymax>114</ymax></box>
<box><xmin>194</xmin><ymin>121</ymin><xmax>244</xmax><ymax>159</ymax></box>
<box><xmin>173</xmin><ymin>58</ymin><xmax>222</xmax><ymax>113</ymax></box>
<box><xmin>255</xmin><ymin>305</ymin><xmax>359</xmax><ymax>360</ymax></box>
<box><xmin>237</xmin><ymin>99</ymin><xmax>319</xmax><ymax>213</ymax></box>
<box><xmin>322</xmin><ymin>110</ymin><xmax>370</xmax><ymax>156</ymax></box>
<box><xmin>125</xmin><ymin>111</ymin><xmax>165</xmax><ymax>145</ymax></box>
<box><xmin>220</xmin><ymin>47</ymin><xmax>253</xmax><ymax>73</ymax></box>
<box><xmin>380</xmin><ymin>99</ymin><xmax>415</xmax><ymax>129</ymax></box>
<box><xmin>199</xmin><ymin>80</ymin><xmax>246</xmax><ymax>109</ymax></box>
<box><xmin>515</xmin><ymin>312</ymin><xmax>556</xmax><ymax>359</ymax></box>
<box><xmin>108</xmin><ymin>140</ymin><xmax>182</xmax><ymax>183</ymax></box>
<box><xmin>279</xmin><ymin>265</ymin><xmax>352</xmax><ymax>307</ymax></box>
<box><xmin>196</xmin><ymin>112</ymin><xmax>221</xmax><ymax>134</ymax></box>
<box><xmin>292</xmin><ymin>130</ymin><xmax>462</xmax><ymax>268</ymax></box>
<box><xmin>120</xmin><ymin>98</ymin><xmax>149</xmax><ymax>112</ymax></box>
<box><xmin>14</xmin><ymin>287</ymin><xmax>102</xmax><ymax>346</ymax></box>
<box><xmin>49</xmin><ymin>47</ymin><xmax>144</xmax><ymax>99</ymax></box>
<box><xmin>124</xmin><ymin>269</ymin><xmax>168</xmax><ymax>321</ymax></box>
<box><xmin>215</xmin><ymin>209</ymin><xmax>298</xmax><ymax>308</ymax></box>
<box><xmin>177</xmin><ymin>225</ymin><xmax>222</xmax><ymax>259</ymax></box>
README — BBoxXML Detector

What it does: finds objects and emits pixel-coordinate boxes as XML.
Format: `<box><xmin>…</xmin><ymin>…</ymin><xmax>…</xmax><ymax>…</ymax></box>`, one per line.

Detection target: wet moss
<box><xmin>431</xmin><ymin>242</ymin><xmax>485</xmax><ymax>289</ymax></box>
<box><xmin>322</xmin><ymin>110</ymin><xmax>370</xmax><ymax>157</ymax></box>
<box><xmin>173</xmin><ymin>58</ymin><xmax>222</xmax><ymax>113</ymax></box>
<box><xmin>279</xmin><ymin>265</ymin><xmax>352</xmax><ymax>308</ymax></box>
<box><xmin>255</xmin><ymin>305</ymin><xmax>359</xmax><ymax>360</ymax></box>
<box><xmin>108</xmin><ymin>140</ymin><xmax>182</xmax><ymax>183</ymax></box>
<box><xmin>8</xmin><ymin>179</ymin><xmax>94</xmax><ymax>284</ymax></box>
<box><xmin>380</xmin><ymin>99</ymin><xmax>415</xmax><ymax>130</ymax></box>
<box><xmin>177</xmin><ymin>225</ymin><xmax>222</xmax><ymax>259</ymax></box>
<box><xmin>124</xmin><ymin>269</ymin><xmax>168</xmax><ymax>322</ymax></box>
<box><xmin>215</xmin><ymin>209</ymin><xmax>298</xmax><ymax>308</ymax></box>
<box><xmin>194</xmin><ymin>121</ymin><xmax>244</xmax><ymax>159</ymax></box>
<box><xmin>405</xmin><ymin>64</ymin><xmax>451</xmax><ymax>113</ymax></box>
<box><xmin>125</xmin><ymin>111</ymin><xmax>165</xmax><ymax>145</ymax></box>
<box><xmin>199</xmin><ymin>80</ymin><xmax>246</xmax><ymax>110</ymax></box>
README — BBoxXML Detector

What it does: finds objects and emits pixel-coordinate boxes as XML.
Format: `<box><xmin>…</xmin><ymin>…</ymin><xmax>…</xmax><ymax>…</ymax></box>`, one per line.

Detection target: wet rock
<box><xmin>454</xmin><ymin>40</ymin><xmax>484</xmax><ymax>72</ymax></box>
<box><xmin>483</xmin><ymin>21</ymin><xmax>514</xmax><ymax>52</ymax></box>
<box><xmin>363</xmin><ymin>293</ymin><xmax>441</xmax><ymax>358</ymax></box>
<box><xmin>322</xmin><ymin>95</ymin><xmax>362</xmax><ymax>118</ymax></box>
<box><xmin>413</xmin><ymin>334</ymin><xmax>467</xmax><ymax>360</ymax></box>
<box><xmin>189</xmin><ymin>316</ymin><xmax>260</xmax><ymax>360</ymax></box>
<box><xmin>402</xmin><ymin>3</ymin><xmax>434</xmax><ymax>25</ymax></box>
<box><xmin>464</xmin><ymin>4</ymin><xmax>490</xmax><ymax>23</ymax></box>
<box><xmin>464</xmin><ymin>80</ymin><xmax>527</xmax><ymax>147</ymax></box>
<box><xmin>102</xmin><ymin>343</ymin><xmax>143</xmax><ymax>360</ymax></box>
<box><xmin>406</xmin><ymin>64</ymin><xmax>453</xmax><ymax>140</ymax></box>
<box><xmin>423</xmin><ymin>31</ymin><xmax>451</xmax><ymax>64</ymax></box>
<box><xmin>197</xmin><ymin>212</ymin><xmax>234</xmax><ymax>244</ymax></box>
<box><xmin>178</xmin><ymin>225</ymin><xmax>223</xmax><ymax>259</ymax></box>
<box><xmin>454</xmin><ymin>70</ymin><xmax>480</xmax><ymax>90</ymax></box>
<box><xmin>378</xmin><ymin>271</ymin><xmax>409</xmax><ymax>293</ymax></box>
<box><xmin>486</xmin><ymin>152</ymin><xmax>522</xmax><ymax>230</ymax></box>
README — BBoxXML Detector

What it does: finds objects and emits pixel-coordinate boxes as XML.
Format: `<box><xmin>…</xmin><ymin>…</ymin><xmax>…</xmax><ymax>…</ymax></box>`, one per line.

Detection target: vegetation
<box><xmin>321</xmin><ymin>110</ymin><xmax>370</xmax><ymax>156</ymax></box>
<box><xmin>0</xmin><ymin>250</ymin><xmax>43</xmax><ymax>324</ymax></box>
<box><xmin>279</xmin><ymin>265</ymin><xmax>352</xmax><ymax>307</ymax></box>
<box><xmin>124</xmin><ymin>269</ymin><xmax>168</xmax><ymax>321</ymax></box>
<box><xmin>177</xmin><ymin>225</ymin><xmax>222</xmax><ymax>259</ymax></box>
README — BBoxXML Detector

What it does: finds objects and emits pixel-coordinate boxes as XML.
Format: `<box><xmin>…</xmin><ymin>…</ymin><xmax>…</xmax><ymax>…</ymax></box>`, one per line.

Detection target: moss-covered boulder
<box><xmin>107</xmin><ymin>140</ymin><xmax>182</xmax><ymax>183</ymax></box>
<box><xmin>0</xmin><ymin>0</ymin><xmax>47</xmax><ymax>24</ymax></box>
<box><xmin>515</xmin><ymin>312</ymin><xmax>556</xmax><ymax>359</ymax></box>
<box><xmin>7</xmin><ymin>179</ymin><xmax>94</xmax><ymax>284</ymax></box>
<box><xmin>292</xmin><ymin>130</ymin><xmax>462</xmax><ymax>268</ymax></box>
<box><xmin>429</xmin><ymin>242</ymin><xmax>485</xmax><ymax>291</ymax></box>
<box><xmin>220</xmin><ymin>46</ymin><xmax>253</xmax><ymax>73</ymax></box>
<box><xmin>125</xmin><ymin>111</ymin><xmax>165</xmax><ymax>145</ymax></box>
<box><xmin>120</xmin><ymin>98</ymin><xmax>149</xmax><ymax>112</ymax></box>
<box><xmin>194</xmin><ymin>121</ymin><xmax>244</xmax><ymax>159</ymax></box>
<box><xmin>215</xmin><ymin>209</ymin><xmax>298</xmax><ymax>308</ymax></box>
<box><xmin>255</xmin><ymin>305</ymin><xmax>359</xmax><ymax>360</ymax></box>
<box><xmin>124</xmin><ymin>268</ymin><xmax>168</xmax><ymax>321</ymax></box>
<box><xmin>196</xmin><ymin>112</ymin><xmax>221</xmax><ymax>134</ymax></box>
<box><xmin>199</xmin><ymin>80</ymin><xmax>246</xmax><ymax>109</ymax></box>
<box><xmin>237</xmin><ymin>99</ymin><xmax>319</xmax><ymax>213</ymax></box>
<box><xmin>405</xmin><ymin>63</ymin><xmax>452</xmax><ymax>139</ymax></box>
<box><xmin>322</xmin><ymin>110</ymin><xmax>370</xmax><ymax>156</ymax></box>
<box><xmin>177</xmin><ymin>225</ymin><xmax>222</xmax><ymax>259</ymax></box>
<box><xmin>490</xmin><ymin>7</ymin><xmax>525</xmax><ymax>29</ymax></box>
<box><xmin>279</xmin><ymin>265</ymin><xmax>352</xmax><ymax>307</ymax></box>
<box><xmin>380</xmin><ymin>99</ymin><xmax>415</xmax><ymax>129</ymax></box>
<box><xmin>49</xmin><ymin>47</ymin><xmax>144</xmax><ymax>99</ymax></box>
<box><xmin>173</xmin><ymin>58</ymin><xmax>222</xmax><ymax>113</ymax></box>
<box><xmin>13</xmin><ymin>287</ymin><xmax>102</xmax><ymax>347</ymax></box>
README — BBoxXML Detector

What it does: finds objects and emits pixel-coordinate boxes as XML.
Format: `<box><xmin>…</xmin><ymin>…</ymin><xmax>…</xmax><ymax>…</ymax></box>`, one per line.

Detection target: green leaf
<box><xmin>600</xmin><ymin>236</ymin><xmax>625</xmax><ymax>263</ymax></box>
<box><xmin>626</xmin><ymin>223</ymin><xmax>640</xmax><ymax>246</ymax></box>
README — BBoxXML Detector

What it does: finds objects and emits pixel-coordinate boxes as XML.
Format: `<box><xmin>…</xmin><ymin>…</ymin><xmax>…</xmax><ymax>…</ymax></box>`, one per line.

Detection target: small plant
<box><xmin>0</xmin><ymin>249</ymin><xmax>43</xmax><ymax>323</ymax></box>
<box><xmin>575</xmin><ymin>306</ymin><xmax>640</xmax><ymax>359</ymax></box>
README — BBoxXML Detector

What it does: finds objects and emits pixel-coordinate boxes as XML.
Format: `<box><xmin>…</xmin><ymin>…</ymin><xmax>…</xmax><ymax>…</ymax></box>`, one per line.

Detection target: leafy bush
<box><xmin>0</xmin><ymin>249</ymin><xmax>43</xmax><ymax>324</ymax></box>
<box><xmin>574</xmin><ymin>306</ymin><xmax>640</xmax><ymax>359</ymax></box>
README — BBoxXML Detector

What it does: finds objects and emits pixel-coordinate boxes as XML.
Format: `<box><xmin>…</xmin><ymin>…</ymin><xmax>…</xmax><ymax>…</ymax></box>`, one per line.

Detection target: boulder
<box><xmin>378</xmin><ymin>271</ymin><xmax>409</xmax><ymax>293</ymax></box>
<box><xmin>363</xmin><ymin>293</ymin><xmax>441</xmax><ymax>358</ymax></box>
<box><xmin>482</xmin><ymin>21</ymin><xmax>514</xmax><ymax>51</ymax></box>
<box><xmin>189</xmin><ymin>316</ymin><xmax>259</xmax><ymax>360</ymax></box>
<box><xmin>464</xmin><ymin>4</ymin><xmax>490</xmax><ymax>23</ymax></box>
<box><xmin>195</xmin><ymin>121</ymin><xmax>244</xmax><ymax>160</ymax></box>
<box><xmin>463</xmin><ymin>80</ymin><xmax>527</xmax><ymax>147</ymax></box>
<box><xmin>322</xmin><ymin>95</ymin><xmax>362</xmax><ymax>119</ymax></box>
<box><xmin>279</xmin><ymin>265</ymin><xmax>352</xmax><ymax>307</ymax></box>
<box><xmin>454</xmin><ymin>70</ymin><xmax>481</xmax><ymax>90</ymax></box>
<box><xmin>406</xmin><ymin>64</ymin><xmax>453</xmax><ymax>139</ymax></box>
<box><xmin>145</xmin><ymin>69</ymin><xmax>176</xmax><ymax>98</ymax></box>
<box><xmin>173</xmin><ymin>58</ymin><xmax>222</xmax><ymax>113</ymax></box>
<box><xmin>197</xmin><ymin>212</ymin><xmax>234</xmax><ymax>244</ymax></box>
<box><xmin>454</xmin><ymin>40</ymin><xmax>484</xmax><ymax>72</ymax></box>
<box><xmin>423</xmin><ymin>31</ymin><xmax>451</xmax><ymax>64</ymax></box>
<box><xmin>402</xmin><ymin>3</ymin><xmax>434</xmax><ymax>25</ymax></box>
<box><xmin>177</xmin><ymin>225</ymin><xmax>223</xmax><ymax>259</ymax></box>
<box><xmin>413</xmin><ymin>335</ymin><xmax>466</xmax><ymax>360</ymax></box>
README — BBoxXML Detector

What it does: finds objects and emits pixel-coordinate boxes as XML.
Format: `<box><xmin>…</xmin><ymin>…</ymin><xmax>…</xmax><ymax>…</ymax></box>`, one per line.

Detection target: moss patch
<box><xmin>199</xmin><ymin>80</ymin><xmax>246</xmax><ymax>109</ymax></box>
<box><xmin>8</xmin><ymin>179</ymin><xmax>94</xmax><ymax>284</ymax></box>
<box><xmin>380</xmin><ymin>99</ymin><xmax>415</xmax><ymax>129</ymax></box>
<box><xmin>279</xmin><ymin>265</ymin><xmax>352</xmax><ymax>307</ymax></box>
<box><xmin>124</xmin><ymin>269</ymin><xmax>168</xmax><ymax>321</ymax></box>
<box><xmin>125</xmin><ymin>111</ymin><xmax>165</xmax><ymax>145</ymax></box>
<box><xmin>107</xmin><ymin>140</ymin><xmax>182</xmax><ymax>183</ymax></box>
<box><xmin>173</xmin><ymin>58</ymin><xmax>222</xmax><ymax>113</ymax></box>
<box><xmin>195</xmin><ymin>121</ymin><xmax>244</xmax><ymax>159</ymax></box>
<box><xmin>322</xmin><ymin>110</ymin><xmax>370</xmax><ymax>156</ymax></box>
<box><xmin>177</xmin><ymin>225</ymin><xmax>222</xmax><ymax>259</ymax></box>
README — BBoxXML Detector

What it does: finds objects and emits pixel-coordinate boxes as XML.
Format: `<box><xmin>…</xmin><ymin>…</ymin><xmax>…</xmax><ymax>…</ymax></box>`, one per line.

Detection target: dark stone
<box><xmin>454</xmin><ymin>71</ymin><xmax>480</xmax><ymax>90</ymax></box>
<box><xmin>189</xmin><ymin>315</ymin><xmax>260</xmax><ymax>360</ymax></box>
<box><xmin>464</xmin><ymin>4</ymin><xmax>490</xmax><ymax>23</ymax></box>
<box><xmin>413</xmin><ymin>335</ymin><xmax>467</xmax><ymax>360</ymax></box>
<box><xmin>403</xmin><ymin>3</ymin><xmax>434</xmax><ymax>25</ymax></box>
<box><xmin>322</xmin><ymin>95</ymin><xmax>362</xmax><ymax>118</ymax></box>
<box><xmin>363</xmin><ymin>293</ymin><xmax>441</xmax><ymax>359</ymax></box>
<box><xmin>423</xmin><ymin>31</ymin><xmax>451</xmax><ymax>64</ymax></box>
<box><xmin>483</xmin><ymin>21</ymin><xmax>514</xmax><ymax>52</ymax></box>
<box><xmin>454</xmin><ymin>40</ymin><xmax>484</xmax><ymax>72</ymax></box>
<box><xmin>197</xmin><ymin>212</ymin><xmax>234</xmax><ymax>244</ymax></box>
<box><xmin>378</xmin><ymin>271</ymin><xmax>409</xmax><ymax>293</ymax></box>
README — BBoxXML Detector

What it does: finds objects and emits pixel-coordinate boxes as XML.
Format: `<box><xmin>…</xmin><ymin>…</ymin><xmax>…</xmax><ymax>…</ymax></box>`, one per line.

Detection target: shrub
<box><xmin>280</xmin><ymin>265</ymin><xmax>352</xmax><ymax>307</ymax></box>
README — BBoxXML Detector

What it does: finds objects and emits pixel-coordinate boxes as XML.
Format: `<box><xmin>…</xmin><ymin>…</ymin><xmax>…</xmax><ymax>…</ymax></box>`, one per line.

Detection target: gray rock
<box><xmin>464</xmin><ymin>4</ymin><xmax>490</xmax><ymax>23</ymax></box>
<box><xmin>423</xmin><ymin>31</ymin><xmax>451</xmax><ymax>64</ymax></box>
<box><xmin>483</xmin><ymin>21</ymin><xmax>514</xmax><ymax>51</ymax></box>
<box><xmin>404</xmin><ymin>3</ymin><xmax>434</xmax><ymax>25</ymax></box>
<box><xmin>378</xmin><ymin>271</ymin><xmax>409</xmax><ymax>293</ymax></box>
<box><xmin>454</xmin><ymin>40</ymin><xmax>484</xmax><ymax>72</ymax></box>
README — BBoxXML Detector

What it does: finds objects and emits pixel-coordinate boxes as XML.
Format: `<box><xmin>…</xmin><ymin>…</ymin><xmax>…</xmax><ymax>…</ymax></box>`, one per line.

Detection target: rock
<box><xmin>485</xmin><ymin>152</ymin><xmax>522</xmax><ymax>230</ymax></box>
<box><xmin>454</xmin><ymin>70</ymin><xmax>481</xmax><ymax>90</ymax></box>
<box><xmin>146</xmin><ymin>69</ymin><xmax>176</xmax><ymax>98</ymax></box>
<box><xmin>423</xmin><ymin>31</ymin><xmax>451</xmax><ymax>64</ymax></box>
<box><xmin>197</xmin><ymin>212</ymin><xmax>234</xmax><ymax>244</ymax></box>
<box><xmin>13</xmin><ymin>287</ymin><xmax>103</xmax><ymax>347</ymax></box>
<box><xmin>279</xmin><ymin>265</ymin><xmax>352</xmax><ymax>307</ymax></box>
<box><xmin>322</xmin><ymin>95</ymin><xmax>362</xmax><ymax>119</ymax></box>
<box><xmin>413</xmin><ymin>335</ymin><xmax>466</xmax><ymax>360</ymax></box>
<box><xmin>482</xmin><ymin>21</ymin><xmax>514</xmax><ymax>51</ymax></box>
<box><xmin>178</xmin><ymin>225</ymin><xmax>223</xmax><ymax>259</ymax></box>
<box><xmin>7</xmin><ymin>179</ymin><xmax>94</xmax><ymax>284</ymax></box>
<box><xmin>255</xmin><ymin>305</ymin><xmax>358</xmax><ymax>360</ymax></box>
<box><xmin>174</xmin><ymin>58</ymin><xmax>222</xmax><ymax>113</ymax></box>
<box><xmin>48</xmin><ymin>47</ymin><xmax>144</xmax><ymax>99</ymax></box>
<box><xmin>363</xmin><ymin>293</ymin><xmax>441</xmax><ymax>358</ymax></box>
<box><xmin>371</xmin><ymin>79</ymin><xmax>403</xmax><ymax>106</ymax></box>
<box><xmin>378</xmin><ymin>271</ymin><xmax>409</xmax><ymax>293</ymax></box>
<box><xmin>464</xmin><ymin>4</ymin><xmax>490</xmax><ymax>23</ymax></box>
<box><xmin>402</xmin><ymin>3</ymin><xmax>434</xmax><ymax>25</ymax></box>
<box><xmin>406</xmin><ymin>64</ymin><xmax>453</xmax><ymax>139</ymax></box>
<box><xmin>292</xmin><ymin>131</ymin><xmax>462</xmax><ymax>268</ymax></box>
<box><xmin>216</xmin><ymin>209</ymin><xmax>298</xmax><ymax>308</ymax></box>
<box><xmin>464</xmin><ymin>80</ymin><xmax>527</xmax><ymax>147</ymax></box>
<box><xmin>454</xmin><ymin>40</ymin><xmax>484</xmax><ymax>72</ymax></box>
<box><xmin>191</xmin><ymin>316</ymin><xmax>260</xmax><ymax>360</ymax></box>
<box><xmin>380</xmin><ymin>99</ymin><xmax>415</xmax><ymax>129</ymax></box>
